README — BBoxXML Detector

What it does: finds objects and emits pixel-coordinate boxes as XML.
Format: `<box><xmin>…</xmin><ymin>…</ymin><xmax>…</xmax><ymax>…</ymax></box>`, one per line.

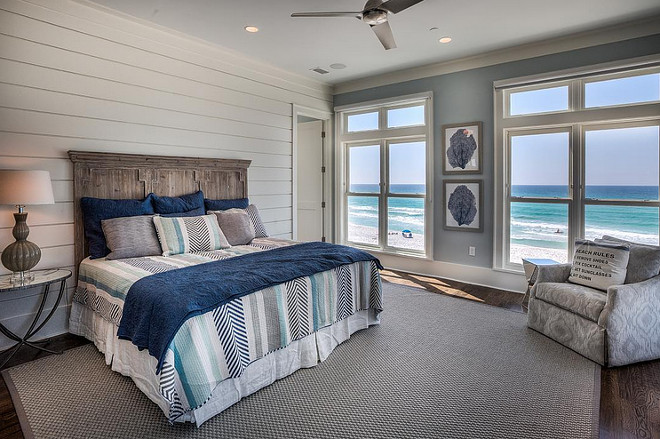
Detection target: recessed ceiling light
<box><xmin>244</xmin><ymin>26</ymin><xmax>259</xmax><ymax>33</ymax></box>
<box><xmin>330</xmin><ymin>63</ymin><xmax>347</xmax><ymax>70</ymax></box>
<box><xmin>439</xmin><ymin>37</ymin><xmax>452</xmax><ymax>44</ymax></box>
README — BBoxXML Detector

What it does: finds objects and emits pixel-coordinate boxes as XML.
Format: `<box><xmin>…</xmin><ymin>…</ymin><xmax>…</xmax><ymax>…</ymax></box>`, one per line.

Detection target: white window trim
<box><xmin>494</xmin><ymin>55</ymin><xmax>660</xmax><ymax>273</ymax></box>
<box><xmin>335</xmin><ymin>92</ymin><xmax>434</xmax><ymax>259</ymax></box>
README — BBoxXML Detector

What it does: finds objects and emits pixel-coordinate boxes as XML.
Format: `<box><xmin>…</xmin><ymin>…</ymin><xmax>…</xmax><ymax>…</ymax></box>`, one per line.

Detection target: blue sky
<box><xmin>510</xmin><ymin>73</ymin><xmax>659</xmax><ymax>187</ymax></box>
<box><xmin>511</xmin><ymin>126</ymin><xmax>659</xmax><ymax>186</ymax></box>
<box><xmin>348</xmin><ymin>75</ymin><xmax>659</xmax><ymax>187</ymax></box>
<box><xmin>349</xmin><ymin>105</ymin><xmax>425</xmax><ymax>186</ymax></box>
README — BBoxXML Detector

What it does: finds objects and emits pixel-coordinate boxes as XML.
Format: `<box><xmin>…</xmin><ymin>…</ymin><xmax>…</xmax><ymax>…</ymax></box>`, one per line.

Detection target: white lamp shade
<box><xmin>0</xmin><ymin>170</ymin><xmax>55</xmax><ymax>206</ymax></box>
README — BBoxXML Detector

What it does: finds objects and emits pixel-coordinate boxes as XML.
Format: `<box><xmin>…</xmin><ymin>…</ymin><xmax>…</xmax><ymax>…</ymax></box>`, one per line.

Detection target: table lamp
<box><xmin>0</xmin><ymin>170</ymin><xmax>55</xmax><ymax>284</ymax></box>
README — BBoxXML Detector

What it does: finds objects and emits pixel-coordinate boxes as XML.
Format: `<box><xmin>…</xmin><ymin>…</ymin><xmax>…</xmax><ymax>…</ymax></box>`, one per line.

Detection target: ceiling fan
<box><xmin>291</xmin><ymin>0</ymin><xmax>425</xmax><ymax>50</ymax></box>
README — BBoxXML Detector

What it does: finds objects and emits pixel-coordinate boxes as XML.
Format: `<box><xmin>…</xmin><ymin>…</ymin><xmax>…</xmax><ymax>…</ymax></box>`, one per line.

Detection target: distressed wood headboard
<box><xmin>69</xmin><ymin>151</ymin><xmax>250</xmax><ymax>267</ymax></box>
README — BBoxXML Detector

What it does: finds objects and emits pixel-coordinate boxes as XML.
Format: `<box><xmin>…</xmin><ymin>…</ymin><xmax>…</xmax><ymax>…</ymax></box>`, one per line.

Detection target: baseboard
<box><xmin>376</xmin><ymin>253</ymin><xmax>527</xmax><ymax>293</ymax></box>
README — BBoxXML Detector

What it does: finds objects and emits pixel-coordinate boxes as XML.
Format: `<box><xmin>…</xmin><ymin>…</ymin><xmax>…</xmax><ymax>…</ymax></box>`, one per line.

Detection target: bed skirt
<box><xmin>69</xmin><ymin>301</ymin><xmax>380</xmax><ymax>426</ymax></box>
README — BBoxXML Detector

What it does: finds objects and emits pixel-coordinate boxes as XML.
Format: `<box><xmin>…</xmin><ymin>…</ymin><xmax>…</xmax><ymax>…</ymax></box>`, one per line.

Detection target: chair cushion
<box><xmin>534</xmin><ymin>282</ymin><xmax>607</xmax><ymax>323</ymax></box>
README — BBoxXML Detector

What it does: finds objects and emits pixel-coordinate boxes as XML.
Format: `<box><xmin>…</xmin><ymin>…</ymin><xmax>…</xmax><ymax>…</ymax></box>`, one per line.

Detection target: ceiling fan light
<box><xmin>362</xmin><ymin>9</ymin><xmax>388</xmax><ymax>25</ymax></box>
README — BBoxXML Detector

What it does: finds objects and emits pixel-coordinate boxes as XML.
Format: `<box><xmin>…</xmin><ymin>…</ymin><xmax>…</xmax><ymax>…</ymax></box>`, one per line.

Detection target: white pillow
<box><xmin>568</xmin><ymin>239</ymin><xmax>630</xmax><ymax>291</ymax></box>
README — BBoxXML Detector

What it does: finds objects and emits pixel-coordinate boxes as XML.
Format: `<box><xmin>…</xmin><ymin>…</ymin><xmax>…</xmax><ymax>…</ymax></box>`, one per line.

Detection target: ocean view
<box><xmin>347</xmin><ymin>184</ymin><xmax>659</xmax><ymax>258</ymax></box>
<box><xmin>348</xmin><ymin>184</ymin><xmax>425</xmax><ymax>250</ymax></box>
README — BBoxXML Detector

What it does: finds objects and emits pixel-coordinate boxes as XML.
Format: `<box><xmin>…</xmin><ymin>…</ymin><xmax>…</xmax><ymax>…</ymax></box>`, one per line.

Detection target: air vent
<box><xmin>311</xmin><ymin>67</ymin><xmax>329</xmax><ymax>75</ymax></box>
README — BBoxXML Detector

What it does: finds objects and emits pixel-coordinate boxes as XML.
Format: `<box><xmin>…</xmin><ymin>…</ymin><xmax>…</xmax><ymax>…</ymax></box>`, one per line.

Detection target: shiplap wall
<box><xmin>0</xmin><ymin>0</ymin><xmax>332</xmax><ymax>349</ymax></box>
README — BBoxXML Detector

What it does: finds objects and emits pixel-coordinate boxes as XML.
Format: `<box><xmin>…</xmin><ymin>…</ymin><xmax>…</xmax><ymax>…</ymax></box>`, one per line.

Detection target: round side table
<box><xmin>0</xmin><ymin>269</ymin><xmax>72</xmax><ymax>368</ymax></box>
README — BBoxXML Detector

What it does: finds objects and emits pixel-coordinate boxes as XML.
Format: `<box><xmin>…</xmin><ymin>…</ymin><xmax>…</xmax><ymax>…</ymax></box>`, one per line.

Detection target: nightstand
<box><xmin>521</xmin><ymin>258</ymin><xmax>560</xmax><ymax>309</ymax></box>
<box><xmin>0</xmin><ymin>269</ymin><xmax>72</xmax><ymax>368</ymax></box>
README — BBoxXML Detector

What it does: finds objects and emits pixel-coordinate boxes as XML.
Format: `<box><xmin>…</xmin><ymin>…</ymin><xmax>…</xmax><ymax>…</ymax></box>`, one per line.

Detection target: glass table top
<box><xmin>0</xmin><ymin>269</ymin><xmax>72</xmax><ymax>292</ymax></box>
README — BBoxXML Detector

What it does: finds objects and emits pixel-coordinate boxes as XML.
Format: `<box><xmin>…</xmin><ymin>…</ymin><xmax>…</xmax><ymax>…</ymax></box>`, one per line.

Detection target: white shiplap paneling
<box><xmin>0</xmin><ymin>0</ymin><xmax>332</xmax><ymax>349</ymax></box>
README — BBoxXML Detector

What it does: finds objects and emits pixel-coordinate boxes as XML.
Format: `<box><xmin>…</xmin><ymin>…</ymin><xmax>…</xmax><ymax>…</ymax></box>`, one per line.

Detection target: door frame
<box><xmin>292</xmin><ymin>104</ymin><xmax>333</xmax><ymax>242</ymax></box>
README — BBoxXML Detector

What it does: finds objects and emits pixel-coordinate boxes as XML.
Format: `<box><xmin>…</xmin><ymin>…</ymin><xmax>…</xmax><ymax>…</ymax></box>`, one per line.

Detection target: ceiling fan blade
<box><xmin>291</xmin><ymin>12</ymin><xmax>362</xmax><ymax>18</ymax></box>
<box><xmin>380</xmin><ymin>0</ymin><xmax>424</xmax><ymax>14</ymax></box>
<box><xmin>371</xmin><ymin>21</ymin><xmax>396</xmax><ymax>50</ymax></box>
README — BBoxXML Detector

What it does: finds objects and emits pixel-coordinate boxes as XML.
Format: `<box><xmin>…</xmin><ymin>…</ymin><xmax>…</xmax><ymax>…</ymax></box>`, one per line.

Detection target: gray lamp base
<box><xmin>1</xmin><ymin>211</ymin><xmax>42</xmax><ymax>278</ymax></box>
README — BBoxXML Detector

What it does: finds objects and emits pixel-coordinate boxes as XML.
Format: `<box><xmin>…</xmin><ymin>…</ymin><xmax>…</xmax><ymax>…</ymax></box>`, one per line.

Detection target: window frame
<box><xmin>336</xmin><ymin>92</ymin><xmax>434</xmax><ymax>259</ymax></box>
<box><xmin>494</xmin><ymin>55</ymin><xmax>660</xmax><ymax>273</ymax></box>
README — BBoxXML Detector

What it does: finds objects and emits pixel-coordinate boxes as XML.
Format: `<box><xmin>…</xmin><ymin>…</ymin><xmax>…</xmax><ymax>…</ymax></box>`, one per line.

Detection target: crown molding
<box><xmin>333</xmin><ymin>15</ymin><xmax>660</xmax><ymax>95</ymax></box>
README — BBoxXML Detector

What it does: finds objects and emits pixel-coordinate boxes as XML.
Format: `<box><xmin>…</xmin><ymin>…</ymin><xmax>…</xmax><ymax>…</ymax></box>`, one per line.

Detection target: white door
<box><xmin>296</xmin><ymin>120</ymin><xmax>324</xmax><ymax>242</ymax></box>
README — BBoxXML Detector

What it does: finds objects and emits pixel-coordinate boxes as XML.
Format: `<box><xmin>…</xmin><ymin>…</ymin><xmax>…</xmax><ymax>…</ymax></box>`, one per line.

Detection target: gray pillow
<box><xmin>212</xmin><ymin>209</ymin><xmax>256</xmax><ymax>246</ymax></box>
<box><xmin>101</xmin><ymin>215</ymin><xmax>162</xmax><ymax>260</ymax></box>
<box><xmin>596</xmin><ymin>235</ymin><xmax>660</xmax><ymax>284</ymax></box>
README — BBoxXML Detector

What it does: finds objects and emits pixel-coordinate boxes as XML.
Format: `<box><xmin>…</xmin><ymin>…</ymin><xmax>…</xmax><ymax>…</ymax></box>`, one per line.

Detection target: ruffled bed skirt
<box><xmin>69</xmin><ymin>302</ymin><xmax>380</xmax><ymax>426</ymax></box>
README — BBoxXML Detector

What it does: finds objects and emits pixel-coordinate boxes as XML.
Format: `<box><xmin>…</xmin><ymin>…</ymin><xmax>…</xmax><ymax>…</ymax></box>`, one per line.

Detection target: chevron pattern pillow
<box><xmin>246</xmin><ymin>204</ymin><xmax>268</xmax><ymax>238</ymax></box>
<box><xmin>153</xmin><ymin>214</ymin><xmax>230</xmax><ymax>256</ymax></box>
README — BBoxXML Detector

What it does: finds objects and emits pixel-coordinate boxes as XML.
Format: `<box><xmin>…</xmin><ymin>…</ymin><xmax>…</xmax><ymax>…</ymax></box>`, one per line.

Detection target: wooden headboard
<box><xmin>69</xmin><ymin>151</ymin><xmax>251</xmax><ymax>267</ymax></box>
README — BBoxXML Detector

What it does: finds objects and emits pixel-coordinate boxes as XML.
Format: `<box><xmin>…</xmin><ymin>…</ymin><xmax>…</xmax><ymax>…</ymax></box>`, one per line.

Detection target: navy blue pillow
<box><xmin>81</xmin><ymin>195</ymin><xmax>154</xmax><ymax>259</ymax></box>
<box><xmin>204</xmin><ymin>198</ymin><xmax>249</xmax><ymax>211</ymax></box>
<box><xmin>160</xmin><ymin>207</ymin><xmax>206</xmax><ymax>217</ymax></box>
<box><xmin>152</xmin><ymin>191</ymin><xmax>204</xmax><ymax>215</ymax></box>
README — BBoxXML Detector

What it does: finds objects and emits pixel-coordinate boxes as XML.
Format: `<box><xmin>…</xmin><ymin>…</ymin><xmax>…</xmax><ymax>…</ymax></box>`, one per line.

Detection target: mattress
<box><xmin>69</xmin><ymin>238</ymin><xmax>383</xmax><ymax>424</ymax></box>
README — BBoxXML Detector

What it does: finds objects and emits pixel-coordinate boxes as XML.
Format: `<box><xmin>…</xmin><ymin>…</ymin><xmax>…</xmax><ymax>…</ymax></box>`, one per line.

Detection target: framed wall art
<box><xmin>443</xmin><ymin>180</ymin><xmax>483</xmax><ymax>232</ymax></box>
<box><xmin>442</xmin><ymin>121</ymin><xmax>482</xmax><ymax>174</ymax></box>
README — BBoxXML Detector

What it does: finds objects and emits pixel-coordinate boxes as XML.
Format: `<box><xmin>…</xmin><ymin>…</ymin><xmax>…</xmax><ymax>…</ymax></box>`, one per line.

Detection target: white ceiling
<box><xmin>87</xmin><ymin>0</ymin><xmax>660</xmax><ymax>85</ymax></box>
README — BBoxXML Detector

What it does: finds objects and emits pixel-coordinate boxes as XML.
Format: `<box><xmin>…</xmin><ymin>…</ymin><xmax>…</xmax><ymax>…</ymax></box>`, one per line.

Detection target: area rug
<box><xmin>2</xmin><ymin>283</ymin><xmax>600</xmax><ymax>439</ymax></box>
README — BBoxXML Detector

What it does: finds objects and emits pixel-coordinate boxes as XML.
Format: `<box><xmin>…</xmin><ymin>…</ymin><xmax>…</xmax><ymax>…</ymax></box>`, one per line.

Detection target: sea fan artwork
<box><xmin>448</xmin><ymin>185</ymin><xmax>477</xmax><ymax>226</ymax></box>
<box><xmin>447</xmin><ymin>128</ymin><xmax>477</xmax><ymax>169</ymax></box>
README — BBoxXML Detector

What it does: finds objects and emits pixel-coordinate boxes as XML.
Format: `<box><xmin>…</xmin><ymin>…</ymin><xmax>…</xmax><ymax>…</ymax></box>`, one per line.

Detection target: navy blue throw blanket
<box><xmin>117</xmin><ymin>242</ymin><xmax>382</xmax><ymax>373</ymax></box>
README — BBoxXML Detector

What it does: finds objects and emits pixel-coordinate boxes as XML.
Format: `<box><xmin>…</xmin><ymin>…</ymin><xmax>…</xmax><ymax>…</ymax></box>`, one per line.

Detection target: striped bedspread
<box><xmin>73</xmin><ymin>238</ymin><xmax>383</xmax><ymax>421</ymax></box>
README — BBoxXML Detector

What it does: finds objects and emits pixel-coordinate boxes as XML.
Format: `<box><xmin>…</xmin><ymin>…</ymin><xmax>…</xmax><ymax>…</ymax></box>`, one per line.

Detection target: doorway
<box><xmin>293</xmin><ymin>107</ymin><xmax>332</xmax><ymax>242</ymax></box>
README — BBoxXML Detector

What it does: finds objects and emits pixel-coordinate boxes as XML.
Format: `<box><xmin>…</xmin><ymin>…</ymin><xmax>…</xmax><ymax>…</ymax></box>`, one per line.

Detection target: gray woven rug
<box><xmin>3</xmin><ymin>283</ymin><xmax>600</xmax><ymax>439</ymax></box>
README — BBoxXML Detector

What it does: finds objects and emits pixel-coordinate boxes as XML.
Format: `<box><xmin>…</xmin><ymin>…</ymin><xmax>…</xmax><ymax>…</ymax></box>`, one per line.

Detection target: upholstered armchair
<box><xmin>527</xmin><ymin>258</ymin><xmax>660</xmax><ymax>367</ymax></box>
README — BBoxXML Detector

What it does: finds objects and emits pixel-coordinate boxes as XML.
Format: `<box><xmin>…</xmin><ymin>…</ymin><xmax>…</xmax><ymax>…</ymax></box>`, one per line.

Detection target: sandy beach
<box><xmin>348</xmin><ymin>223</ymin><xmax>424</xmax><ymax>251</ymax></box>
<box><xmin>347</xmin><ymin>223</ymin><xmax>570</xmax><ymax>260</ymax></box>
<box><xmin>510</xmin><ymin>243</ymin><xmax>568</xmax><ymax>264</ymax></box>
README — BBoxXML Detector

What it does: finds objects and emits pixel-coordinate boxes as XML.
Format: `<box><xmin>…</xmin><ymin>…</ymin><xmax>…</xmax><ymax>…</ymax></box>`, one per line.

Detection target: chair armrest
<box><xmin>535</xmin><ymin>263</ymin><xmax>572</xmax><ymax>284</ymax></box>
<box><xmin>600</xmin><ymin>275</ymin><xmax>660</xmax><ymax>366</ymax></box>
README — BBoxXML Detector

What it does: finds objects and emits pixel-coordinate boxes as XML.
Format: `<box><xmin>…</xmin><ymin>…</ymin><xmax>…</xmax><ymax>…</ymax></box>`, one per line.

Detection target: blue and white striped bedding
<box><xmin>72</xmin><ymin>238</ymin><xmax>383</xmax><ymax>422</ymax></box>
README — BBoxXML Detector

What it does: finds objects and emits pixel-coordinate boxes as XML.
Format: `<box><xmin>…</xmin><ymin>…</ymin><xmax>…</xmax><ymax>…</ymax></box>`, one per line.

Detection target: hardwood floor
<box><xmin>0</xmin><ymin>270</ymin><xmax>657</xmax><ymax>438</ymax></box>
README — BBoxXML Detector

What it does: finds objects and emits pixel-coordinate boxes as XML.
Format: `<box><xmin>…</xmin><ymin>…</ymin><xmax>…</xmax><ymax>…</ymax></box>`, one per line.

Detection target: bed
<box><xmin>66</xmin><ymin>152</ymin><xmax>383</xmax><ymax>426</ymax></box>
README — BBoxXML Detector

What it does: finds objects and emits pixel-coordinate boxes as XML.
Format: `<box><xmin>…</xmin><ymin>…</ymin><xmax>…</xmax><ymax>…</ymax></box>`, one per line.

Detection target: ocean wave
<box><xmin>584</xmin><ymin>227</ymin><xmax>657</xmax><ymax>245</ymax></box>
<box><xmin>347</xmin><ymin>211</ymin><xmax>378</xmax><ymax>220</ymax></box>
<box><xmin>387</xmin><ymin>215</ymin><xmax>425</xmax><ymax>228</ymax></box>
<box><xmin>388</xmin><ymin>206</ymin><xmax>424</xmax><ymax>215</ymax></box>
<box><xmin>511</xmin><ymin>221</ymin><xmax>657</xmax><ymax>246</ymax></box>
<box><xmin>510</xmin><ymin>220</ymin><xmax>568</xmax><ymax>230</ymax></box>
<box><xmin>348</xmin><ymin>205</ymin><xmax>378</xmax><ymax>212</ymax></box>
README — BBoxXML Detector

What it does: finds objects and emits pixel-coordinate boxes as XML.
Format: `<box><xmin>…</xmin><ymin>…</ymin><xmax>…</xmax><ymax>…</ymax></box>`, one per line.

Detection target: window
<box><xmin>494</xmin><ymin>59</ymin><xmax>660</xmax><ymax>270</ymax></box>
<box><xmin>346</xmin><ymin>111</ymin><xmax>378</xmax><ymax>132</ymax></box>
<box><xmin>509</xmin><ymin>85</ymin><xmax>569</xmax><ymax>116</ymax></box>
<box><xmin>336</xmin><ymin>93</ymin><xmax>433</xmax><ymax>257</ymax></box>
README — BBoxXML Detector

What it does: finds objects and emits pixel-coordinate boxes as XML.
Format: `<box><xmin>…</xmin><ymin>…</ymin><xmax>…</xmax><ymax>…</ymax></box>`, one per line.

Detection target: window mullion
<box><xmin>380</xmin><ymin>140</ymin><xmax>387</xmax><ymax>250</ymax></box>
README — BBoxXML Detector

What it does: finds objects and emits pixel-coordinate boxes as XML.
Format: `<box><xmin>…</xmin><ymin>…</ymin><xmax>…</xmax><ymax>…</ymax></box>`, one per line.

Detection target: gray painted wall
<box><xmin>334</xmin><ymin>34</ymin><xmax>660</xmax><ymax>268</ymax></box>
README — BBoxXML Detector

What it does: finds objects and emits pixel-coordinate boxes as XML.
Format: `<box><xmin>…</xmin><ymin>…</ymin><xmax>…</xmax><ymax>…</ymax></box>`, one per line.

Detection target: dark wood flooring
<box><xmin>0</xmin><ymin>269</ymin><xmax>657</xmax><ymax>438</ymax></box>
